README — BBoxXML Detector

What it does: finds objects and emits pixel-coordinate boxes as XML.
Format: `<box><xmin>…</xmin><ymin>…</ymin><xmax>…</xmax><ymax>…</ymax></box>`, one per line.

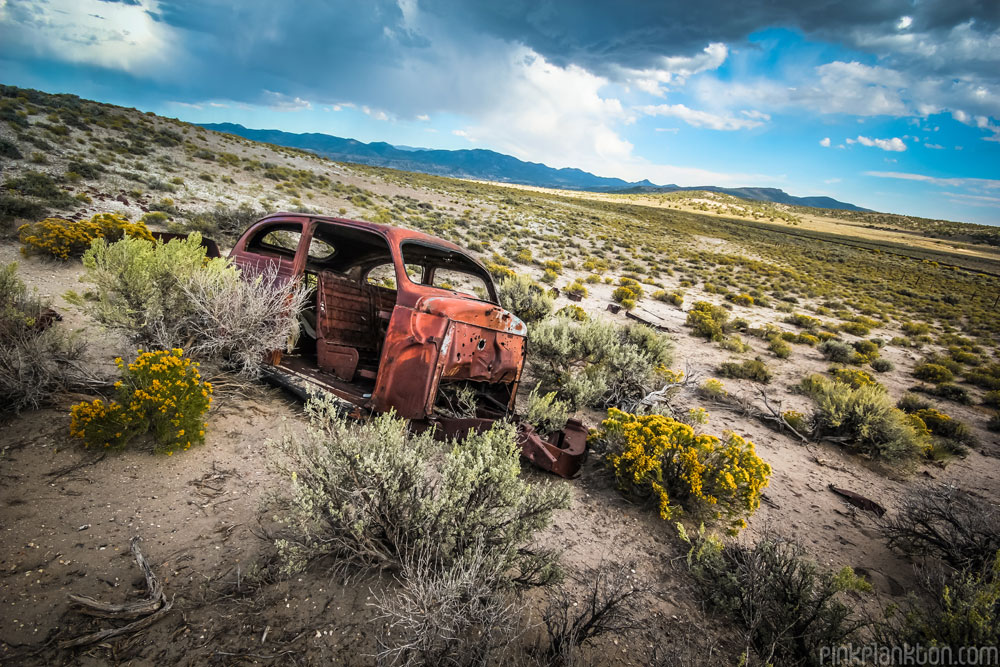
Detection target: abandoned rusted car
<box><xmin>227</xmin><ymin>213</ymin><xmax>586</xmax><ymax>477</ymax></box>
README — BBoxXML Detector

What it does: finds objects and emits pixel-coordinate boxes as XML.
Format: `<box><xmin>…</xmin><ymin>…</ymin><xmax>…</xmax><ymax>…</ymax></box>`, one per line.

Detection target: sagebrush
<box><xmin>273</xmin><ymin>393</ymin><xmax>570</xmax><ymax>582</ymax></box>
<box><xmin>81</xmin><ymin>234</ymin><xmax>308</xmax><ymax>376</ymax></box>
<box><xmin>528</xmin><ymin>316</ymin><xmax>673</xmax><ymax>410</ymax></box>
<box><xmin>0</xmin><ymin>261</ymin><xmax>87</xmax><ymax>413</ymax></box>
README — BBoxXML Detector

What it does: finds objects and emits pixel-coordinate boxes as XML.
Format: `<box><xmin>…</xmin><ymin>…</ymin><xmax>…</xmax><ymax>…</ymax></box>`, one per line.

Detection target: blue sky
<box><xmin>1</xmin><ymin>0</ymin><xmax>999</xmax><ymax>224</ymax></box>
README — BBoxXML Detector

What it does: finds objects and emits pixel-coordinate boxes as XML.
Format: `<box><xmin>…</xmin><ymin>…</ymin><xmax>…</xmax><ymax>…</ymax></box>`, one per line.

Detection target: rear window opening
<box><xmin>401</xmin><ymin>241</ymin><xmax>496</xmax><ymax>303</ymax></box>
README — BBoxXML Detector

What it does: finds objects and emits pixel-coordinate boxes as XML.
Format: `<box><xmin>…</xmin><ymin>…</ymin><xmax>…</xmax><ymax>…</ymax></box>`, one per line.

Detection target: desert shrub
<box><xmin>870</xmin><ymin>357</ymin><xmax>894</xmax><ymax>373</ymax></box>
<box><xmin>528</xmin><ymin>317</ymin><xmax>672</xmax><ymax>410</ymax></box>
<box><xmin>719</xmin><ymin>335</ymin><xmax>751</xmax><ymax>353</ymax></box>
<box><xmin>273</xmin><ymin>394</ymin><xmax>569</xmax><ymax>581</ymax></box>
<box><xmin>985</xmin><ymin>390</ymin><xmax>1000</xmax><ymax>408</ymax></box>
<box><xmin>965</xmin><ymin>363</ymin><xmax>1000</xmax><ymax>391</ymax></box>
<box><xmin>18</xmin><ymin>213</ymin><xmax>153</xmax><ymax>260</ymax></box>
<box><xmin>140</xmin><ymin>211</ymin><xmax>169</xmax><ymax>226</ymax></box>
<box><xmin>782</xmin><ymin>410</ymin><xmax>808</xmax><ymax>433</ymax></box>
<box><xmin>653</xmin><ymin>289</ymin><xmax>684</xmax><ymax>307</ymax></box>
<box><xmin>852</xmin><ymin>339</ymin><xmax>879</xmax><ymax>363</ymax></box>
<box><xmin>541</xmin><ymin>268</ymin><xmax>558</xmax><ymax>284</ymax></box>
<box><xmin>784</xmin><ymin>312</ymin><xmax>822</xmax><ymax>330</ymax></box>
<box><xmin>612</xmin><ymin>284</ymin><xmax>642</xmax><ymax>305</ymax></box>
<box><xmin>793</xmin><ymin>332</ymin><xmax>819</xmax><ymax>346</ymax></box>
<box><xmin>2</xmin><ymin>170</ymin><xmax>74</xmax><ymax>207</ymax></box>
<box><xmin>81</xmin><ymin>234</ymin><xmax>307</xmax><ymax>376</ymax></box>
<box><xmin>884</xmin><ymin>485</ymin><xmax>1000</xmax><ymax>571</ymax></box>
<box><xmin>901</xmin><ymin>321</ymin><xmax>931</xmax><ymax>336</ymax></box>
<box><xmin>839</xmin><ymin>321</ymin><xmax>871</xmax><ymax>336</ymax></box>
<box><xmin>686</xmin><ymin>301</ymin><xmax>730</xmax><ymax>341</ymax></box>
<box><xmin>819</xmin><ymin>340</ymin><xmax>860</xmax><ymax>364</ymax></box>
<box><xmin>69</xmin><ymin>348</ymin><xmax>212</xmax><ymax>455</ymax></box>
<box><xmin>684</xmin><ymin>406</ymin><xmax>710</xmax><ymax>425</ymax></box>
<box><xmin>699</xmin><ymin>378</ymin><xmax>727</xmax><ymax>401</ymax></box>
<box><xmin>542</xmin><ymin>562</ymin><xmax>649</xmax><ymax>665</ymax></box>
<box><xmin>600</xmin><ymin>408</ymin><xmax>771</xmax><ymax>532</ymax></box>
<box><xmin>0</xmin><ymin>262</ymin><xmax>86</xmax><ymax>413</ymax></box>
<box><xmin>829</xmin><ymin>367</ymin><xmax>879</xmax><ymax>389</ymax></box>
<box><xmin>717</xmin><ymin>358</ymin><xmax>772</xmax><ymax>383</ymax></box>
<box><xmin>801</xmin><ymin>375</ymin><xmax>923</xmax><ymax>461</ymax></box>
<box><xmin>0</xmin><ymin>136</ymin><xmax>21</xmax><ymax>159</ymax></box>
<box><xmin>913</xmin><ymin>362</ymin><xmax>954</xmax><ymax>384</ymax></box>
<box><xmin>897</xmin><ymin>392</ymin><xmax>933</xmax><ymax>413</ymax></box>
<box><xmin>916</xmin><ymin>382</ymin><xmax>973</xmax><ymax>405</ymax></box>
<box><xmin>523</xmin><ymin>385</ymin><xmax>571</xmax><ymax>435</ymax></box>
<box><xmin>497</xmin><ymin>273</ymin><xmax>554</xmax><ymax>324</ymax></box>
<box><xmin>183</xmin><ymin>203</ymin><xmax>269</xmax><ymax>242</ymax></box>
<box><xmin>679</xmin><ymin>527</ymin><xmax>870</xmax><ymax>666</ymax></box>
<box><xmin>912</xmin><ymin>408</ymin><xmax>976</xmax><ymax>450</ymax></box>
<box><xmin>372</xmin><ymin>546</ymin><xmax>523</xmax><ymax>667</ymax></box>
<box><xmin>768</xmin><ymin>337</ymin><xmax>791</xmax><ymax>359</ymax></box>
<box><xmin>989</xmin><ymin>413</ymin><xmax>1000</xmax><ymax>432</ymax></box>
<box><xmin>553</xmin><ymin>304</ymin><xmax>587</xmax><ymax>321</ymax></box>
<box><xmin>564</xmin><ymin>279</ymin><xmax>587</xmax><ymax>299</ymax></box>
<box><xmin>882</xmin><ymin>552</ymin><xmax>1000</xmax><ymax>653</ymax></box>
<box><xmin>726</xmin><ymin>292</ymin><xmax>754</xmax><ymax>306</ymax></box>
<box><xmin>65</xmin><ymin>159</ymin><xmax>103</xmax><ymax>179</ymax></box>
<box><xmin>0</xmin><ymin>193</ymin><xmax>47</xmax><ymax>229</ymax></box>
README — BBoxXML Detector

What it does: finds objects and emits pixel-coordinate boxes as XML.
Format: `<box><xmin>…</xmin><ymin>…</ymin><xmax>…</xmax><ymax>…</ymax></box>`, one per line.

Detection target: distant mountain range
<box><xmin>201</xmin><ymin>122</ymin><xmax>869</xmax><ymax>212</ymax></box>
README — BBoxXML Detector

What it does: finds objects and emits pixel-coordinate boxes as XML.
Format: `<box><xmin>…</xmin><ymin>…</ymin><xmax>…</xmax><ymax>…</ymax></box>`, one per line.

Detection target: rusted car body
<box><xmin>227</xmin><ymin>213</ymin><xmax>586</xmax><ymax>477</ymax></box>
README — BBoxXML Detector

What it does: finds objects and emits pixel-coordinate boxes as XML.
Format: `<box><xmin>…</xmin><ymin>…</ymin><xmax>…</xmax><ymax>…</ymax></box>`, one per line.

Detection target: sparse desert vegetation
<box><xmin>1</xmin><ymin>85</ymin><xmax>1000</xmax><ymax>665</ymax></box>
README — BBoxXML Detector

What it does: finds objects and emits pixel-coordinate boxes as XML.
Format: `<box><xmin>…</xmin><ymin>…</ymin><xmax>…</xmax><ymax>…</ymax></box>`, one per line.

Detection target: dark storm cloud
<box><xmin>1</xmin><ymin>0</ymin><xmax>997</xmax><ymax>119</ymax></box>
<box><xmin>418</xmin><ymin>0</ymin><xmax>996</xmax><ymax>68</ymax></box>
<box><xmin>145</xmin><ymin>0</ymin><xmax>996</xmax><ymax>112</ymax></box>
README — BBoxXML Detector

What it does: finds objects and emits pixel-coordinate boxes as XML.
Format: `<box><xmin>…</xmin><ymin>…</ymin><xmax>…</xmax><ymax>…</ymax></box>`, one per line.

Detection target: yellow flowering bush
<box><xmin>70</xmin><ymin>348</ymin><xmax>212</xmax><ymax>454</ymax></box>
<box><xmin>18</xmin><ymin>213</ymin><xmax>153</xmax><ymax>260</ymax></box>
<box><xmin>829</xmin><ymin>367</ymin><xmax>880</xmax><ymax>389</ymax></box>
<box><xmin>600</xmin><ymin>408</ymin><xmax>771</xmax><ymax>532</ymax></box>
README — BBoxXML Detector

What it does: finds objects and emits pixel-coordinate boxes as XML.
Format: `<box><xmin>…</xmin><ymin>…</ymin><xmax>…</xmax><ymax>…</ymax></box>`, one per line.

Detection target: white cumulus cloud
<box><xmin>854</xmin><ymin>135</ymin><xmax>906</xmax><ymax>151</ymax></box>
<box><xmin>820</xmin><ymin>137</ymin><xmax>831</xmax><ymax>147</ymax></box>
<box><xmin>638</xmin><ymin>103</ymin><xmax>767</xmax><ymax>131</ymax></box>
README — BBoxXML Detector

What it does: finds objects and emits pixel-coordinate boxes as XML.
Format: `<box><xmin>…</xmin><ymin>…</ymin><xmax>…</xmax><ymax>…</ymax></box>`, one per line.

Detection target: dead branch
<box><xmin>59</xmin><ymin>537</ymin><xmax>171</xmax><ymax>649</ymax></box>
<box><xmin>45</xmin><ymin>453</ymin><xmax>107</xmax><ymax>481</ymax></box>
<box><xmin>754</xmin><ymin>386</ymin><xmax>810</xmax><ymax>443</ymax></box>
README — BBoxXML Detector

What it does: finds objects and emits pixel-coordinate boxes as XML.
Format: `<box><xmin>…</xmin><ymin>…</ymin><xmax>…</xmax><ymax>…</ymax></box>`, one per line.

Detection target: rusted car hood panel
<box><xmin>416</xmin><ymin>296</ymin><xmax>527</xmax><ymax>336</ymax></box>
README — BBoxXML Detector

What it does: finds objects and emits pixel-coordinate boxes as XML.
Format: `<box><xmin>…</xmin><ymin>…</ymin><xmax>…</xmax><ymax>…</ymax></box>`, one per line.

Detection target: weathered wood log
<box><xmin>58</xmin><ymin>537</ymin><xmax>171</xmax><ymax>649</ymax></box>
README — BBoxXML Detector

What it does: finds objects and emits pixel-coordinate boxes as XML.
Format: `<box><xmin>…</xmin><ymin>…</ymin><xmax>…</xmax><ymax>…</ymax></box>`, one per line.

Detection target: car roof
<box><xmin>260</xmin><ymin>212</ymin><xmax>469</xmax><ymax>254</ymax></box>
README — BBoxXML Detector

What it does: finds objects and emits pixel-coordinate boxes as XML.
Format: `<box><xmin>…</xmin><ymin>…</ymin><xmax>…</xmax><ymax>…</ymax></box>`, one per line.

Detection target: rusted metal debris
<box><xmin>624</xmin><ymin>310</ymin><xmax>675</xmax><ymax>333</ymax></box>
<box><xmin>828</xmin><ymin>485</ymin><xmax>887</xmax><ymax>517</ymax></box>
<box><xmin>221</xmin><ymin>213</ymin><xmax>586</xmax><ymax>477</ymax></box>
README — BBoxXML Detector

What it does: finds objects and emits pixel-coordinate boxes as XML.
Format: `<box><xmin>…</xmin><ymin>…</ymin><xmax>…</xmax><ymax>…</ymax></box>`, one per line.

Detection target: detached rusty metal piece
<box><xmin>828</xmin><ymin>484</ymin><xmax>887</xmax><ymax>517</ymax></box>
<box><xmin>224</xmin><ymin>213</ymin><xmax>586</xmax><ymax>477</ymax></box>
<box><xmin>432</xmin><ymin>416</ymin><xmax>588</xmax><ymax>478</ymax></box>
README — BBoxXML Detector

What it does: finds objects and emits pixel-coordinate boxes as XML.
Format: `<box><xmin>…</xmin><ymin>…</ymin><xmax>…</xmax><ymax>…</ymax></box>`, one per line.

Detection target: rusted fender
<box><xmin>430</xmin><ymin>416</ymin><xmax>587</xmax><ymax>478</ymax></box>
